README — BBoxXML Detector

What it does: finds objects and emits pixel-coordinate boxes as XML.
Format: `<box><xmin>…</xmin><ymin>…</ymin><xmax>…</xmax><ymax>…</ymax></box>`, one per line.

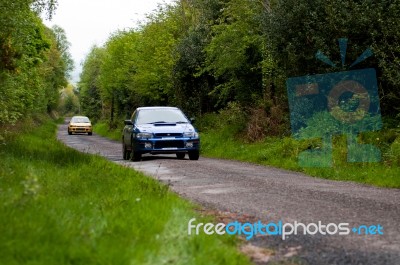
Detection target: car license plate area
<box><xmin>155</xmin><ymin>133</ymin><xmax>182</xmax><ymax>138</ymax></box>
<box><xmin>155</xmin><ymin>140</ymin><xmax>184</xmax><ymax>149</ymax></box>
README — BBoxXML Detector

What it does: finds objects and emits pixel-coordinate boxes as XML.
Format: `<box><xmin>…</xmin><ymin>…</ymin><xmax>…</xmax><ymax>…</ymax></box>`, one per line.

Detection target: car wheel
<box><xmin>176</xmin><ymin>153</ymin><xmax>185</xmax><ymax>159</ymax></box>
<box><xmin>130</xmin><ymin>141</ymin><xmax>142</xmax><ymax>162</ymax></box>
<box><xmin>188</xmin><ymin>150</ymin><xmax>199</xmax><ymax>160</ymax></box>
<box><xmin>68</xmin><ymin>130</ymin><xmax>72</xmax><ymax>135</ymax></box>
<box><xmin>122</xmin><ymin>142</ymin><xmax>129</xmax><ymax>160</ymax></box>
<box><xmin>88</xmin><ymin>132</ymin><xmax>92</xmax><ymax>135</ymax></box>
<box><xmin>131</xmin><ymin>151</ymin><xmax>142</xmax><ymax>162</ymax></box>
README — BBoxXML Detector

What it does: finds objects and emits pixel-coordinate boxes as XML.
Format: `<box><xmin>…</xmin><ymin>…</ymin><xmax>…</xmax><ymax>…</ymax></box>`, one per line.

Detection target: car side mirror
<box><xmin>124</xmin><ymin>120</ymin><xmax>133</xmax><ymax>125</ymax></box>
<box><xmin>190</xmin><ymin>117</ymin><xmax>196</xmax><ymax>124</ymax></box>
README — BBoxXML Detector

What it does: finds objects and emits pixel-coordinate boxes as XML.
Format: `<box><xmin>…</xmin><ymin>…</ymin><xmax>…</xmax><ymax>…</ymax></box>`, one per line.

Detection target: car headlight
<box><xmin>183</xmin><ymin>132</ymin><xmax>199</xmax><ymax>138</ymax></box>
<box><xmin>136</xmin><ymin>132</ymin><xmax>153</xmax><ymax>139</ymax></box>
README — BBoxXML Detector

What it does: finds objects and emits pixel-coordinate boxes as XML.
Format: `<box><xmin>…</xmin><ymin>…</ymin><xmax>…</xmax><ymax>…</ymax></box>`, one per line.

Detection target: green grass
<box><xmin>93</xmin><ymin>118</ymin><xmax>400</xmax><ymax>188</ymax></box>
<box><xmin>0</xmin><ymin>120</ymin><xmax>250</xmax><ymax>265</ymax></box>
<box><xmin>93</xmin><ymin>122</ymin><xmax>122</xmax><ymax>141</ymax></box>
<box><xmin>200</xmin><ymin>127</ymin><xmax>400</xmax><ymax>188</ymax></box>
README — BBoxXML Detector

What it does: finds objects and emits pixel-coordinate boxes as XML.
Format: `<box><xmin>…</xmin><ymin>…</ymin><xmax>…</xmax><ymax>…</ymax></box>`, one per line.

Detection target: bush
<box><xmin>197</xmin><ymin>102</ymin><xmax>247</xmax><ymax>136</ymax></box>
<box><xmin>245</xmin><ymin>104</ymin><xmax>288</xmax><ymax>142</ymax></box>
<box><xmin>389</xmin><ymin>136</ymin><xmax>400</xmax><ymax>165</ymax></box>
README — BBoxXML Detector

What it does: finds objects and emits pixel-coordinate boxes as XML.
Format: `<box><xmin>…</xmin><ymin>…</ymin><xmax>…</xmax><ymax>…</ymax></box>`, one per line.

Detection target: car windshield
<box><xmin>71</xmin><ymin>117</ymin><xmax>90</xmax><ymax>123</ymax></box>
<box><xmin>136</xmin><ymin>109</ymin><xmax>189</xmax><ymax>125</ymax></box>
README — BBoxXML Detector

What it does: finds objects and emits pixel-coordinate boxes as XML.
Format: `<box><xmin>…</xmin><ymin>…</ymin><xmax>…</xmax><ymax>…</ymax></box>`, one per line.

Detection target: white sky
<box><xmin>44</xmin><ymin>0</ymin><xmax>175</xmax><ymax>83</ymax></box>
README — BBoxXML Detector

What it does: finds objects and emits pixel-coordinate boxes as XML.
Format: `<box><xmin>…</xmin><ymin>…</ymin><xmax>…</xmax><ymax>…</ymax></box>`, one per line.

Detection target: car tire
<box><xmin>88</xmin><ymin>132</ymin><xmax>92</xmax><ymax>135</ymax></box>
<box><xmin>176</xmin><ymin>153</ymin><xmax>185</xmax><ymax>159</ymax></box>
<box><xmin>188</xmin><ymin>150</ymin><xmax>199</xmax><ymax>160</ymax></box>
<box><xmin>68</xmin><ymin>130</ymin><xmax>72</xmax><ymax>135</ymax></box>
<box><xmin>131</xmin><ymin>151</ymin><xmax>142</xmax><ymax>162</ymax></box>
<box><xmin>122</xmin><ymin>142</ymin><xmax>129</xmax><ymax>160</ymax></box>
<box><xmin>130</xmin><ymin>141</ymin><xmax>142</xmax><ymax>162</ymax></box>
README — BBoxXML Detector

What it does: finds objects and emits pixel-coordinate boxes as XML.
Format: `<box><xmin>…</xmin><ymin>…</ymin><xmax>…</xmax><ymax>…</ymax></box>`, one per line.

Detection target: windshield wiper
<box><xmin>146</xmin><ymin>121</ymin><xmax>188</xmax><ymax>124</ymax></box>
<box><xmin>148</xmin><ymin>121</ymin><xmax>167</xmax><ymax>124</ymax></box>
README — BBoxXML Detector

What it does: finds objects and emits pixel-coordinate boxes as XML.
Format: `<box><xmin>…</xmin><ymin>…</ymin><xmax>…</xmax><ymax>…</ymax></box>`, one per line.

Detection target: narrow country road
<box><xmin>57</xmin><ymin>120</ymin><xmax>400</xmax><ymax>265</ymax></box>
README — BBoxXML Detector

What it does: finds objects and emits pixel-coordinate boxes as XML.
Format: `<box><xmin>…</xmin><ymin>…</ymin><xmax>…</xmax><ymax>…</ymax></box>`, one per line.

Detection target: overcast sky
<box><xmin>44</xmin><ymin>0</ymin><xmax>175</xmax><ymax>83</ymax></box>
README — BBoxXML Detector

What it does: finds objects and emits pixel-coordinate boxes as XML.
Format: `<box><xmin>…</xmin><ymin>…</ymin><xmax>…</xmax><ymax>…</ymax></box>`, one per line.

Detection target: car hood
<box><xmin>70</xmin><ymin>122</ymin><xmax>92</xmax><ymax>126</ymax></box>
<box><xmin>136</xmin><ymin>123</ymin><xmax>195</xmax><ymax>133</ymax></box>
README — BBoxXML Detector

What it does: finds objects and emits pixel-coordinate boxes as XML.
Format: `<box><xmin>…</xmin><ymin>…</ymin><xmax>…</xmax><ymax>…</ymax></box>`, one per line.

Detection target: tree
<box><xmin>51</xmin><ymin>25</ymin><xmax>74</xmax><ymax>77</ymax></box>
<box><xmin>133</xmin><ymin>5</ymin><xmax>180</xmax><ymax>106</ymax></box>
<box><xmin>99</xmin><ymin>31</ymin><xmax>141</xmax><ymax>124</ymax></box>
<box><xmin>172</xmin><ymin>0</ymin><xmax>223</xmax><ymax>115</ymax></box>
<box><xmin>266</xmin><ymin>0</ymin><xmax>400</xmax><ymax>118</ymax></box>
<box><xmin>0</xmin><ymin>0</ymin><xmax>73</xmax><ymax>125</ymax></box>
<box><xmin>78</xmin><ymin>46</ymin><xmax>105</xmax><ymax>122</ymax></box>
<box><xmin>40</xmin><ymin>26</ymin><xmax>73</xmax><ymax>112</ymax></box>
<box><xmin>204</xmin><ymin>0</ymin><xmax>264</xmax><ymax>107</ymax></box>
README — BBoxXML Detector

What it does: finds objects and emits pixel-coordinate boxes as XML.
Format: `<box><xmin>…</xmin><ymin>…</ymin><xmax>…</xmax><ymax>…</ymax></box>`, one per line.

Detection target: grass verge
<box><xmin>200</xmin><ymin>127</ymin><xmax>400</xmax><ymax>188</ymax></box>
<box><xmin>93</xmin><ymin>122</ymin><xmax>121</xmax><ymax>141</ymax></box>
<box><xmin>0</xmin><ymin>120</ymin><xmax>250</xmax><ymax>265</ymax></box>
<box><xmin>93</xmin><ymin>119</ymin><xmax>400</xmax><ymax>188</ymax></box>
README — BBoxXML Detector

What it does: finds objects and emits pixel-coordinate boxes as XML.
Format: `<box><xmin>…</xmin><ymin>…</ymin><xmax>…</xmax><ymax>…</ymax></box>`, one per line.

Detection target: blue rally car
<box><xmin>122</xmin><ymin>107</ymin><xmax>200</xmax><ymax>161</ymax></box>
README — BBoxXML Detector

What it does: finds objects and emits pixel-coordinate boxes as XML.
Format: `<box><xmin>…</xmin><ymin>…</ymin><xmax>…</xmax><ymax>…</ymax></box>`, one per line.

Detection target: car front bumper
<box><xmin>133</xmin><ymin>138</ymin><xmax>200</xmax><ymax>153</ymax></box>
<box><xmin>68</xmin><ymin>126</ymin><xmax>92</xmax><ymax>133</ymax></box>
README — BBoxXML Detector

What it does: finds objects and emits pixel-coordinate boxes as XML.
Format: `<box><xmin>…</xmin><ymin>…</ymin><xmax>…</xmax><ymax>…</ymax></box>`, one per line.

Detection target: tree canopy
<box><xmin>42</xmin><ymin>0</ymin><xmax>398</xmax><ymax>135</ymax></box>
<box><xmin>0</xmin><ymin>0</ymin><xmax>73</xmax><ymax>125</ymax></box>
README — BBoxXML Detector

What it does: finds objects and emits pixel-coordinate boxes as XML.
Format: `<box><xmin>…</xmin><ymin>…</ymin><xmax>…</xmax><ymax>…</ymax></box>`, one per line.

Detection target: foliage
<box><xmin>133</xmin><ymin>7</ymin><xmax>179</xmax><ymax>106</ymax></box>
<box><xmin>389</xmin><ymin>136</ymin><xmax>400</xmax><ymax>166</ymax></box>
<box><xmin>196</xmin><ymin>102</ymin><xmax>247</xmax><ymax>137</ymax></box>
<box><xmin>266</xmin><ymin>0</ymin><xmax>400</xmax><ymax>117</ymax></box>
<box><xmin>78</xmin><ymin>46</ymin><xmax>105</xmax><ymax>122</ymax></box>
<box><xmin>205</xmin><ymin>0</ymin><xmax>264</xmax><ymax>106</ymax></box>
<box><xmin>80</xmin><ymin>0</ymin><xmax>400</xmax><ymax>138</ymax></box>
<box><xmin>0</xmin><ymin>0</ymin><xmax>72</xmax><ymax>126</ymax></box>
<box><xmin>99</xmin><ymin>31</ymin><xmax>140</xmax><ymax>121</ymax></box>
<box><xmin>59</xmin><ymin>84</ymin><xmax>79</xmax><ymax>115</ymax></box>
<box><xmin>50</xmin><ymin>25</ymin><xmax>74</xmax><ymax>77</ymax></box>
<box><xmin>171</xmin><ymin>0</ymin><xmax>223</xmax><ymax>115</ymax></box>
<box><xmin>199</xmin><ymin>117</ymin><xmax>400</xmax><ymax>188</ymax></box>
<box><xmin>93</xmin><ymin>121</ymin><xmax>122</xmax><ymax>141</ymax></box>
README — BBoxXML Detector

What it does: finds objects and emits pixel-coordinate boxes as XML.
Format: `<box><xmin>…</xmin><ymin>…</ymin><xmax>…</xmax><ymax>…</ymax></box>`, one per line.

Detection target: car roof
<box><xmin>136</xmin><ymin>106</ymin><xmax>179</xmax><ymax>111</ymax></box>
<box><xmin>72</xmin><ymin>116</ymin><xmax>90</xmax><ymax>119</ymax></box>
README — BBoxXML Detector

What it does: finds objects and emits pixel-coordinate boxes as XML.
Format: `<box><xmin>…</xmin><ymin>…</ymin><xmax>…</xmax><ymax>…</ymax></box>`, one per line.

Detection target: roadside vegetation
<box><xmin>59</xmin><ymin>84</ymin><xmax>80</xmax><ymax>116</ymax></box>
<box><xmin>79</xmin><ymin>0</ymin><xmax>400</xmax><ymax>129</ymax></box>
<box><xmin>197</xmin><ymin>106</ymin><xmax>400</xmax><ymax>188</ymax></box>
<box><xmin>81</xmin><ymin>0</ymin><xmax>400</xmax><ymax>188</ymax></box>
<box><xmin>201</xmin><ymin>133</ymin><xmax>400</xmax><ymax>188</ymax></box>
<box><xmin>93</xmin><ymin>109</ymin><xmax>400</xmax><ymax>188</ymax></box>
<box><xmin>0</xmin><ymin>0</ymin><xmax>73</xmax><ymax>126</ymax></box>
<box><xmin>0</xmin><ymin>119</ymin><xmax>250</xmax><ymax>264</ymax></box>
<box><xmin>93</xmin><ymin>121</ymin><xmax>121</xmax><ymax>141</ymax></box>
<box><xmin>2</xmin><ymin>0</ymin><xmax>399</xmax><ymax>260</ymax></box>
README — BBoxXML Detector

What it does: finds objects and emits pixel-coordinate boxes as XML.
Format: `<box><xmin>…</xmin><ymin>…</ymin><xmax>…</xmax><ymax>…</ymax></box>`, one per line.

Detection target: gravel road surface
<box><xmin>57</xmin><ymin>120</ymin><xmax>400</xmax><ymax>265</ymax></box>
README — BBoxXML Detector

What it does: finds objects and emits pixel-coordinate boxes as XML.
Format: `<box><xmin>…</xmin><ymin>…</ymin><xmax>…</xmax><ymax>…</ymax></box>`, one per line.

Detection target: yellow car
<box><xmin>68</xmin><ymin>116</ymin><xmax>93</xmax><ymax>135</ymax></box>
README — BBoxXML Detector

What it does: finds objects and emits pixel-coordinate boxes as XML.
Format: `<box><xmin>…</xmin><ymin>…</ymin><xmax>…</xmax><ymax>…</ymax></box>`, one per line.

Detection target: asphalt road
<box><xmin>57</xmin><ymin>120</ymin><xmax>400</xmax><ymax>265</ymax></box>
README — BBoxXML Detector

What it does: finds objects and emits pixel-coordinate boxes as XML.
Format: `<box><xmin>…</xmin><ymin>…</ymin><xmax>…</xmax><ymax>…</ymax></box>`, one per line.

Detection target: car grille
<box><xmin>70</xmin><ymin>126</ymin><xmax>90</xmax><ymax>132</ymax></box>
<box><xmin>154</xmin><ymin>140</ymin><xmax>184</xmax><ymax>149</ymax></box>
<box><xmin>154</xmin><ymin>133</ymin><xmax>183</xmax><ymax>138</ymax></box>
